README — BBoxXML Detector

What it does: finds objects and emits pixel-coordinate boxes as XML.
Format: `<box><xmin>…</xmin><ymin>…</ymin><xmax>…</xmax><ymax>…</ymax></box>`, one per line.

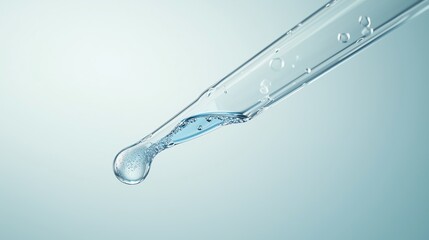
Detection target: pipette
<box><xmin>113</xmin><ymin>0</ymin><xmax>429</xmax><ymax>185</ymax></box>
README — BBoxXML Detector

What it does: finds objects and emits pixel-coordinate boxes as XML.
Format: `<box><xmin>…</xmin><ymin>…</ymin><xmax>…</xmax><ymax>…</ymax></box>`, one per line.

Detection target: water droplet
<box><xmin>358</xmin><ymin>16</ymin><xmax>371</xmax><ymax>27</ymax></box>
<box><xmin>197</xmin><ymin>125</ymin><xmax>203</xmax><ymax>131</ymax></box>
<box><xmin>337</xmin><ymin>33</ymin><xmax>350</xmax><ymax>43</ymax></box>
<box><xmin>306</xmin><ymin>67</ymin><xmax>312</xmax><ymax>74</ymax></box>
<box><xmin>206</xmin><ymin>117</ymin><xmax>212</xmax><ymax>122</ymax></box>
<box><xmin>269</xmin><ymin>58</ymin><xmax>284</xmax><ymax>71</ymax></box>
<box><xmin>113</xmin><ymin>142</ymin><xmax>153</xmax><ymax>185</ymax></box>
<box><xmin>361</xmin><ymin>27</ymin><xmax>374</xmax><ymax>37</ymax></box>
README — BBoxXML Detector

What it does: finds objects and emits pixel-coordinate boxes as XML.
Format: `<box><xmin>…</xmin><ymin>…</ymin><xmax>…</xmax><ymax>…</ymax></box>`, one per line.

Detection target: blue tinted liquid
<box><xmin>113</xmin><ymin>112</ymin><xmax>248</xmax><ymax>184</ymax></box>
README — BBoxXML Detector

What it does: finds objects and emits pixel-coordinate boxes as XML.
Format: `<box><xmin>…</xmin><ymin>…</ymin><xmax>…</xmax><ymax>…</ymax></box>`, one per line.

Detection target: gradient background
<box><xmin>1</xmin><ymin>0</ymin><xmax>428</xmax><ymax>239</ymax></box>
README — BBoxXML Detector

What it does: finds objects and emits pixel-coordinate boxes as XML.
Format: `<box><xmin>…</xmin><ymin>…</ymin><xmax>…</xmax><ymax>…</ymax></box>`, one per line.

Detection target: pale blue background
<box><xmin>0</xmin><ymin>0</ymin><xmax>428</xmax><ymax>239</ymax></box>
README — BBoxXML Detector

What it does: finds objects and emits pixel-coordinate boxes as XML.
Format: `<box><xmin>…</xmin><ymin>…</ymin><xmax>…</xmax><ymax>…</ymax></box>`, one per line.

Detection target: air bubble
<box><xmin>259</xmin><ymin>79</ymin><xmax>271</xmax><ymax>95</ymax></box>
<box><xmin>197</xmin><ymin>125</ymin><xmax>203</xmax><ymax>131</ymax></box>
<box><xmin>259</xmin><ymin>86</ymin><xmax>269</xmax><ymax>94</ymax></box>
<box><xmin>260</xmin><ymin>79</ymin><xmax>270</xmax><ymax>86</ymax></box>
<box><xmin>358</xmin><ymin>16</ymin><xmax>371</xmax><ymax>27</ymax></box>
<box><xmin>221</xmin><ymin>85</ymin><xmax>228</xmax><ymax>94</ymax></box>
<box><xmin>337</xmin><ymin>33</ymin><xmax>350</xmax><ymax>43</ymax></box>
<box><xmin>269</xmin><ymin>58</ymin><xmax>285</xmax><ymax>71</ymax></box>
<box><xmin>361</xmin><ymin>27</ymin><xmax>374</xmax><ymax>37</ymax></box>
<box><xmin>306</xmin><ymin>68</ymin><xmax>312</xmax><ymax>74</ymax></box>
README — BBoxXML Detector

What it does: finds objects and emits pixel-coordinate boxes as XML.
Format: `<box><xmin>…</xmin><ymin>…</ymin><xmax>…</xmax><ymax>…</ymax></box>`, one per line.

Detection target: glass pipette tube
<box><xmin>114</xmin><ymin>0</ymin><xmax>429</xmax><ymax>185</ymax></box>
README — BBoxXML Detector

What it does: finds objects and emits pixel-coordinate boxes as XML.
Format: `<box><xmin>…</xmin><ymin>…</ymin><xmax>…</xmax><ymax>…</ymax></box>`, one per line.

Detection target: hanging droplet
<box><xmin>113</xmin><ymin>142</ymin><xmax>153</xmax><ymax>185</ymax></box>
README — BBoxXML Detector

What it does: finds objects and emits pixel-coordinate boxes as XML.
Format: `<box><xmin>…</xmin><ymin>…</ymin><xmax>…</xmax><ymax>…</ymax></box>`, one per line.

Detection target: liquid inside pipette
<box><xmin>113</xmin><ymin>0</ymin><xmax>429</xmax><ymax>185</ymax></box>
<box><xmin>113</xmin><ymin>112</ymin><xmax>248</xmax><ymax>184</ymax></box>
